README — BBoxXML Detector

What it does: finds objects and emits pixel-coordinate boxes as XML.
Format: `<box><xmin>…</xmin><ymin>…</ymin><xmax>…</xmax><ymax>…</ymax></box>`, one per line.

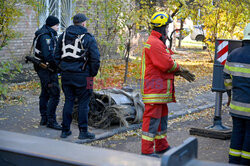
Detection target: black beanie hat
<box><xmin>46</xmin><ymin>15</ymin><xmax>59</xmax><ymax>27</ymax></box>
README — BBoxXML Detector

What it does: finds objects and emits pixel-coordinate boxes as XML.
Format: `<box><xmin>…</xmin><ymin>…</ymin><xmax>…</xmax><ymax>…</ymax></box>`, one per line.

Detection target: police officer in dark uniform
<box><xmin>55</xmin><ymin>13</ymin><xmax>100</xmax><ymax>139</ymax></box>
<box><xmin>34</xmin><ymin>16</ymin><xmax>62</xmax><ymax>130</ymax></box>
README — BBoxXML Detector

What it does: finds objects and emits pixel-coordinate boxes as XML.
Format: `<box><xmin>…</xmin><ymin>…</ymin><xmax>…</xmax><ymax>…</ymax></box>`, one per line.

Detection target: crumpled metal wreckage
<box><xmin>72</xmin><ymin>88</ymin><xmax>144</xmax><ymax>128</ymax></box>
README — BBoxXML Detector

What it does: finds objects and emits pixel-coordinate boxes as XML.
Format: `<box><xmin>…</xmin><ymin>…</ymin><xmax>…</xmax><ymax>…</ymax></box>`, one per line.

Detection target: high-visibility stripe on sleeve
<box><xmin>229</xmin><ymin>148</ymin><xmax>241</xmax><ymax>157</ymax></box>
<box><xmin>140</xmin><ymin>50</ymin><xmax>146</xmax><ymax>95</ymax></box>
<box><xmin>241</xmin><ymin>151</ymin><xmax>250</xmax><ymax>159</ymax></box>
<box><xmin>223</xmin><ymin>64</ymin><xmax>230</xmax><ymax>74</ymax></box>
<box><xmin>144</xmin><ymin>44</ymin><xmax>151</xmax><ymax>49</ymax></box>
<box><xmin>168</xmin><ymin>61</ymin><xmax>178</xmax><ymax>73</ymax></box>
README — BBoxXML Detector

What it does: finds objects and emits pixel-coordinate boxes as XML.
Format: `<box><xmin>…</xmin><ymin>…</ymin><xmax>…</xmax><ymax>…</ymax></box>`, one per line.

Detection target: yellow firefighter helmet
<box><xmin>150</xmin><ymin>12</ymin><xmax>173</xmax><ymax>28</ymax></box>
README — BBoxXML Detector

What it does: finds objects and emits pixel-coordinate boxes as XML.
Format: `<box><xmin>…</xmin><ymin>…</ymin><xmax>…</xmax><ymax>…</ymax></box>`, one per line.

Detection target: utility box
<box><xmin>212</xmin><ymin>39</ymin><xmax>242</xmax><ymax>92</ymax></box>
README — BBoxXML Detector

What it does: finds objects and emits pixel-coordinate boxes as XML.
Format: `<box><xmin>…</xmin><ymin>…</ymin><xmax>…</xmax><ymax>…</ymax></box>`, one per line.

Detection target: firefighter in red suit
<box><xmin>140</xmin><ymin>12</ymin><xmax>195</xmax><ymax>157</ymax></box>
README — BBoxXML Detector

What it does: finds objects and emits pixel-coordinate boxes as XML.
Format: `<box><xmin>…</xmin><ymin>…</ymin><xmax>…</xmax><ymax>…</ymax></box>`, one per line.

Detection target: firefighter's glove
<box><xmin>175</xmin><ymin>67</ymin><xmax>195</xmax><ymax>82</ymax></box>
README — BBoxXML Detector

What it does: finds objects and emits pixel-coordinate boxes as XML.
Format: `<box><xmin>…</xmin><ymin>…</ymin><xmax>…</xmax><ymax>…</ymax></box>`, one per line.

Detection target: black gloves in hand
<box><xmin>175</xmin><ymin>66</ymin><xmax>195</xmax><ymax>82</ymax></box>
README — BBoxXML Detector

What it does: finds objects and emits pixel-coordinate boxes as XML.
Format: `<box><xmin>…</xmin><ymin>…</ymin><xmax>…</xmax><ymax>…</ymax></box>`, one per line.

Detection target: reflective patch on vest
<box><xmin>62</xmin><ymin>32</ymin><xmax>85</xmax><ymax>59</ymax></box>
<box><xmin>46</xmin><ymin>39</ymin><xmax>51</xmax><ymax>45</ymax></box>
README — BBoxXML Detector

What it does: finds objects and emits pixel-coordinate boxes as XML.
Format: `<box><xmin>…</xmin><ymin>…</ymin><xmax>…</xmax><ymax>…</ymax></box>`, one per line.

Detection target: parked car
<box><xmin>190</xmin><ymin>25</ymin><xmax>206</xmax><ymax>41</ymax></box>
<box><xmin>176</xmin><ymin>28</ymin><xmax>190</xmax><ymax>40</ymax></box>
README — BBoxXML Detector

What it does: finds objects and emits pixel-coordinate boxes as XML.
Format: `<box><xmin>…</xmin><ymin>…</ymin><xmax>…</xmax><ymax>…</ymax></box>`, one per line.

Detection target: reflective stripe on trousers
<box><xmin>229</xmin><ymin>116</ymin><xmax>250</xmax><ymax>165</ymax></box>
<box><xmin>141</xmin><ymin>104</ymin><xmax>170</xmax><ymax>154</ymax></box>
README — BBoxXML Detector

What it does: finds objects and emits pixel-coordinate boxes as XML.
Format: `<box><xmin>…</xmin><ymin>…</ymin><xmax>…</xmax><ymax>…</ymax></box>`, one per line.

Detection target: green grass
<box><xmin>181</xmin><ymin>40</ymin><xmax>204</xmax><ymax>45</ymax></box>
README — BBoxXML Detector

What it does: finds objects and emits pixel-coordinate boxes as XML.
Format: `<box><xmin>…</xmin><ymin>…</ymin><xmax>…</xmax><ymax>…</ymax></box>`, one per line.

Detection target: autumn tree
<box><xmin>77</xmin><ymin>0</ymin><xmax>157</xmax><ymax>85</ymax></box>
<box><xmin>0</xmin><ymin>0</ymin><xmax>37</xmax><ymax>98</ymax></box>
<box><xmin>201</xmin><ymin>0</ymin><xmax>249</xmax><ymax>51</ymax></box>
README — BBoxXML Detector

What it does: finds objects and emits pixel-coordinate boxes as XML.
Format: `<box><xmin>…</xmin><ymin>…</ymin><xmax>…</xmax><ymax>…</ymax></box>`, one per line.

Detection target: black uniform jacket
<box><xmin>55</xmin><ymin>25</ymin><xmax>100</xmax><ymax>87</ymax></box>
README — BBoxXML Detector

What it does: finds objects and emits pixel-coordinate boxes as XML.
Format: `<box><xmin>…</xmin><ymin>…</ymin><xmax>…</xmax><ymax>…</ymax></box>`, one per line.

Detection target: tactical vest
<box><xmin>32</xmin><ymin>33</ymin><xmax>56</xmax><ymax>61</ymax></box>
<box><xmin>61</xmin><ymin>32</ymin><xmax>86</xmax><ymax>61</ymax></box>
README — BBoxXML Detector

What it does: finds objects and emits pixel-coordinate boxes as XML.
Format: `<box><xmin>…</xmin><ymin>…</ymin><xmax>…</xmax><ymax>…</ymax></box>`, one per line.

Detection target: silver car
<box><xmin>190</xmin><ymin>25</ymin><xmax>205</xmax><ymax>41</ymax></box>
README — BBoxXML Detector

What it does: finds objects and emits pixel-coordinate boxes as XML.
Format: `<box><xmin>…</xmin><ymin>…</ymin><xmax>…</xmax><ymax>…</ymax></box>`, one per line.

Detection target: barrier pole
<box><xmin>206</xmin><ymin>92</ymin><xmax>230</xmax><ymax>130</ymax></box>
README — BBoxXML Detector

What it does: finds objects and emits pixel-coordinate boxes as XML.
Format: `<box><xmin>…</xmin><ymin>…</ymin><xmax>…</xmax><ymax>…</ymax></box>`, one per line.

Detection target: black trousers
<box><xmin>37</xmin><ymin>69</ymin><xmax>60</xmax><ymax>121</ymax></box>
<box><xmin>229</xmin><ymin>116</ymin><xmax>250</xmax><ymax>165</ymax></box>
<box><xmin>61</xmin><ymin>84</ymin><xmax>91</xmax><ymax>131</ymax></box>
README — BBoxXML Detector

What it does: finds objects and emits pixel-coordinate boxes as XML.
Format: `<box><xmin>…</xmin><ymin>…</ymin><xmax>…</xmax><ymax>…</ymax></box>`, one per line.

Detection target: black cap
<box><xmin>73</xmin><ymin>13</ymin><xmax>89</xmax><ymax>24</ymax></box>
<box><xmin>46</xmin><ymin>15</ymin><xmax>59</xmax><ymax>27</ymax></box>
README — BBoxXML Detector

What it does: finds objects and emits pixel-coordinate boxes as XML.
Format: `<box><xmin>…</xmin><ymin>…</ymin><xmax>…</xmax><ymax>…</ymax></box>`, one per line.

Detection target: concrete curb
<box><xmin>75</xmin><ymin>123</ymin><xmax>142</xmax><ymax>144</ymax></box>
<box><xmin>168</xmin><ymin>100</ymin><xmax>227</xmax><ymax>120</ymax></box>
<box><xmin>75</xmin><ymin>101</ymin><xmax>227</xmax><ymax>144</ymax></box>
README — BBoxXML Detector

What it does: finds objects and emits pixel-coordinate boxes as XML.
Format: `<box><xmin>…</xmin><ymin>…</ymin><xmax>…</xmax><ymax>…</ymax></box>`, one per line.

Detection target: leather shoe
<box><xmin>40</xmin><ymin>117</ymin><xmax>47</xmax><ymax>126</ymax></box>
<box><xmin>78</xmin><ymin>131</ymin><xmax>95</xmax><ymax>140</ymax></box>
<box><xmin>155</xmin><ymin>146</ymin><xmax>171</xmax><ymax>154</ymax></box>
<box><xmin>60</xmin><ymin>130</ymin><xmax>72</xmax><ymax>138</ymax></box>
<box><xmin>47</xmin><ymin>122</ymin><xmax>62</xmax><ymax>130</ymax></box>
<box><xmin>141</xmin><ymin>153</ymin><xmax>160</xmax><ymax>158</ymax></box>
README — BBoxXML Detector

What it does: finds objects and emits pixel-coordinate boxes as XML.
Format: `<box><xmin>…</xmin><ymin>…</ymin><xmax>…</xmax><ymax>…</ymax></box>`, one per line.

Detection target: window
<box><xmin>38</xmin><ymin>0</ymin><xmax>74</xmax><ymax>33</ymax></box>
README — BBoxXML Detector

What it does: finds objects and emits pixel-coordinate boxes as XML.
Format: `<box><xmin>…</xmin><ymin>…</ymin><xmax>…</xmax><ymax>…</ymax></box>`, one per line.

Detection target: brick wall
<box><xmin>0</xmin><ymin>5</ymin><xmax>37</xmax><ymax>62</ymax></box>
<box><xmin>0</xmin><ymin>1</ymin><xmax>167</xmax><ymax>63</ymax></box>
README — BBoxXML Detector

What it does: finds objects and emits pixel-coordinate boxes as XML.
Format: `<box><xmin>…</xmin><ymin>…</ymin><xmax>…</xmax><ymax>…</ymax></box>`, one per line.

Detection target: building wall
<box><xmin>0</xmin><ymin>5</ymin><xmax>37</xmax><ymax>62</ymax></box>
<box><xmin>0</xmin><ymin>1</ymin><xmax>167</xmax><ymax>62</ymax></box>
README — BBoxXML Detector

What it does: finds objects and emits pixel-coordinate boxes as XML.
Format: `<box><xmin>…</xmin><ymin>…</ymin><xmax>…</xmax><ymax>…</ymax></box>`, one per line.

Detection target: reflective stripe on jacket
<box><xmin>140</xmin><ymin>30</ymin><xmax>179</xmax><ymax>104</ymax></box>
<box><xmin>223</xmin><ymin>41</ymin><xmax>250</xmax><ymax>119</ymax></box>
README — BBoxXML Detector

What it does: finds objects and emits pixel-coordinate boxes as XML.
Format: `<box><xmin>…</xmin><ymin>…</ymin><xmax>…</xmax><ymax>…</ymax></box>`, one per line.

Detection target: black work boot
<box><xmin>155</xmin><ymin>146</ymin><xmax>171</xmax><ymax>154</ymax></box>
<box><xmin>40</xmin><ymin>116</ymin><xmax>47</xmax><ymax>126</ymax></box>
<box><xmin>60</xmin><ymin>130</ymin><xmax>72</xmax><ymax>138</ymax></box>
<box><xmin>141</xmin><ymin>153</ymin><xmax>160</xmax><ymax>158</ymax></box>
<box><xmin>47</xmin><ymin>119</ymin><xmax>62</xmax><ymax>130</ymax></box>
<box><xmin>78</xmin><ymin>130</ymin><xmax>95</xmax><ymax>140</ymax></box>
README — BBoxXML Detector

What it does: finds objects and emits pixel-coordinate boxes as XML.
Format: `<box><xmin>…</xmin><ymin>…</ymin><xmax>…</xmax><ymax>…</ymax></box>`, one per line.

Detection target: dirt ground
<box><xmin>87</xmin><ymin>106</ymin><xmax>232</xmax><ymax>164</ymax></box>
<box><xmin>0</xmin><ymin>47</ymin><xmax>233</xmax><ymax>164</ymax></box>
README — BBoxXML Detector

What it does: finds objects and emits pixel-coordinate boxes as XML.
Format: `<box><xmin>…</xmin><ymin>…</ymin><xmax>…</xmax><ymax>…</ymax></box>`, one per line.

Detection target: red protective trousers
<box><xmin>141</xmin><ymin>104</ymin><xmax>170</xmax><ymax>154</ymax></box>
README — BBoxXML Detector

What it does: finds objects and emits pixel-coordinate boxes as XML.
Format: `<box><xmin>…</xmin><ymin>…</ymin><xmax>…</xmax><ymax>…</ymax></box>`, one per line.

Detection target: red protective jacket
<box><xmin>140</xmin><ymin>30</ymin><xmax>179</xmax><ymax>104</ymax></box>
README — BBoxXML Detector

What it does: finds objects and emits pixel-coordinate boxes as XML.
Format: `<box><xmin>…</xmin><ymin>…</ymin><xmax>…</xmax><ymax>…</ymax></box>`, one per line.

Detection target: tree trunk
<box><xmin>124</xmin><ymin>28</ymin><xmax>132</xmax><ymax>85</ymax></box>
<box><xmin>178</xmin><ymin>19</ymin><xmax>184</xmax><ymax>48</ymax></box>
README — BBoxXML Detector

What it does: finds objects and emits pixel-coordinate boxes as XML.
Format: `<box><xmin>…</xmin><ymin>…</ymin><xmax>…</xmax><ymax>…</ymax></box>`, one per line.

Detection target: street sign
<box><xmin>212</xmin><ymin>39</ymin><xmax>242</xmax><ymax>92</ymax></box>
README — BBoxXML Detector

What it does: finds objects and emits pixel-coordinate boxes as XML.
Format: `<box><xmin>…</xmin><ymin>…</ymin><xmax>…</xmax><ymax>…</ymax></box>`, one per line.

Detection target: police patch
<box><xmin>46</xmin><ymin>39</ymin><xmax>51</xmax><ymax>45</ymax></box>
